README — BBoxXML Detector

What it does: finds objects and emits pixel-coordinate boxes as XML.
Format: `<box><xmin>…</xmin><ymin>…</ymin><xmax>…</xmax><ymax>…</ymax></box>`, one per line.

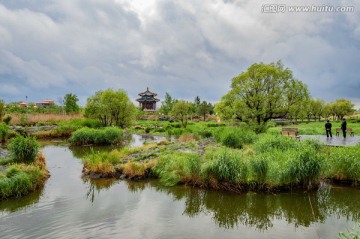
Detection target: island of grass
<box><xmin>0</xmin><ymin>136</ymin><xmax>49</xmax><ymax>199</ymax></box>
<box><xmin>81</xmin><ymin>127</ymin><xmax>360</xmax><ymax>192</ymax></box>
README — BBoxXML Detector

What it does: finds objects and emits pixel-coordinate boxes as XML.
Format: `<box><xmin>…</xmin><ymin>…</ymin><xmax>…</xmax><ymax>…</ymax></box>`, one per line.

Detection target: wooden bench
<box><xmin>336</xmin><ymin>128</ymin><xmax>354</xmax><ymax>136</ymax></box>
<box><xmin>280</xmin><ymin>128</ymin><xmax>300</xmax><ymax>140</ymax></box>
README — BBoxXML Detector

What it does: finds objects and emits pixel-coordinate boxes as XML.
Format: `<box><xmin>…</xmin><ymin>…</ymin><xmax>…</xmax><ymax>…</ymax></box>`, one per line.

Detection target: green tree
<box><xmin>84</xmin><ymin>89</ymin><xmax>136</xmax><ymax>127</ymax></box>
<box><xmin>64</xmin><ymin>93</ymin><xmax>80</xmax><ymax>114</ymax></box>
<box><xmin>309</xmin><ymin>98</ymin><xmax>326</xmax><ymax>121</ymax></box>
<box><xmin>198</xmin><ymin>101</ymin><xmax>212</xmax><ymax>121</ymax></box>
<box><xmin>331</xmin><ymin>98</ymin><xmax>355</xmax><ymax>120</ymax></box>
<box><xmin>159</xmin><ymin>92</ymin><xmax>175</xmax><ymax>115</ymax></box>
<box><xmin>216</xmin><ymin>61</ymin><xmax>310</xmax><ymax>128</ymax></box>
<box><xmin>171</xmin><ymin>100</ymin><xmax>192</xmax><ymax>128</ymax></box>
<box><xmin>0</xmin><ymin>100</ymin><xmax>5</xmax><ymax>122</ymax></box>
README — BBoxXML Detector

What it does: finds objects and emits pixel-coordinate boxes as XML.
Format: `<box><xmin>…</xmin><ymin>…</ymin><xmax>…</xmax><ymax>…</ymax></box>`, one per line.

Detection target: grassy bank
<box><xmin>80</xmin><ymin>129</ymin><xmax>360</xmax><ymax>192</ymax></box>
<box><xmin>0</xmin><ymin>135</ymin><xmax>50</xmax><ymax>199</ymax></box>
<box><xmin>0</xmin><ymin>154</ymin><xmax>49</xmax><ymax>199</ymax></box>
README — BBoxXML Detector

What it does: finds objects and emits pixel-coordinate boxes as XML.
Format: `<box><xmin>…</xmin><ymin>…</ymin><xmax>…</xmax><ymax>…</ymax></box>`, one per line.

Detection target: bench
<box><xmin>336</xmin><ymin>128</ymin><xmax>354</xmax><ymax>136</ymax></box>
<box><xmin>280</xmin><ymin>128</ymin><xmax>300</xmax><ymax>140</ymax></box>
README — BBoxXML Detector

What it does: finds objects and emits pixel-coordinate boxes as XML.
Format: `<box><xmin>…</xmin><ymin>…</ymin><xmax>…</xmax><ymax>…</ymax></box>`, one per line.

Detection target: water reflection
<box><xmin>111</xmin><ymin>181</ymin><xmax>360</xmax><ymax>230</ymax></box>
<box><xmin>82</xmin><ymin>178</ymin><xmax>118</xmax><ymax>203</ymax></box>
<box><xmin>0</xmin><ymin>188</ymin><xmax>44</xmax><ymax>215</ymax></box>
<box><xmin>68</xmin><ymin>134</ymin><xmax>168</xmax><ymax>158</ymax></box>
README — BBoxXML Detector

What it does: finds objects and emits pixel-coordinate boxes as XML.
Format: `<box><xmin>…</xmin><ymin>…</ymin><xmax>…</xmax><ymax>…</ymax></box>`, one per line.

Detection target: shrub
<box><xmin>8</xmin><ymin>136</ymin><xmax>40</xmax><ymax>164</ymax></box>
<box><xmin>69</xmin><ymin>127</ymin><xmax>123</xmax><ymax>145</ymax></box>
<box><xmin>3</xmin><ymin>115</ymin><xmax>11</xmax><ymax>125</ymax></box>
<box><xmin>0</xmin><ymin>123</ymin><xmax>8</xmax><ymax>142</ymax></box>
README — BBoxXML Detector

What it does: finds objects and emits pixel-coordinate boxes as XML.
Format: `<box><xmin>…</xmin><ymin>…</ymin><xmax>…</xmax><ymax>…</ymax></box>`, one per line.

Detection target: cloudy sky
<box><xmin>0</xmin><ymin>0</ymin><xmax>359</xmax><ymax>107</ymax></box>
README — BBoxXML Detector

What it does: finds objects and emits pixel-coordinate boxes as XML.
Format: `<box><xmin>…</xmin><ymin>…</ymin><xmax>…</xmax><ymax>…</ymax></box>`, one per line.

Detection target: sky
<box><xmin>0</xmin><ymin>0</ymin><xmax>359</xmax><ymax>108</ymax></box>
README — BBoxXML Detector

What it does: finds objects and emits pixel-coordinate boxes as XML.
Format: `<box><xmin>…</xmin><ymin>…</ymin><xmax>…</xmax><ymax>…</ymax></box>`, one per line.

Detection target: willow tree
<box><xmin>216</xmin><ymin>61</ymin><xmax>309</xmax><ymax>127</ymax></box>
<box><xmin>84</xmin><ymin>89</ymin><xmax>136</xmax><ymax>128</ymax></box>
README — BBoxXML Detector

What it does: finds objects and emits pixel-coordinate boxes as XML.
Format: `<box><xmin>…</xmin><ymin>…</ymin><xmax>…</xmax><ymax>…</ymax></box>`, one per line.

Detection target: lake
<box><xmin>0</xmin><ymin>135</ymin><xmax>359</xmax><ymax>239</ymax></box>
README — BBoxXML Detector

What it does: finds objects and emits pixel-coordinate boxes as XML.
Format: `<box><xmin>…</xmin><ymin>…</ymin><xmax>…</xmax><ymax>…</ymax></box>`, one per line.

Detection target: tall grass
<box><xmin>153</xmin><ymin>152</ymin><xmax>201</xmax><ymax>186</ymax></box>
<box><xmin>9</xmin><ymin>113</ymin><xmax>83</xmax><ymax>126</ymax></box>
<box><xmin>202</xmin><ymin>149</ymin><xmax>248</xmax><ymax>184</ymax></box>
<box><xmin>214</xmin><ymin>127</ymin><xmax>257</xmax><ymax>148</ymax></box>
<box><xmin>326</xmin><ymin>146</ymin><xmax>360</xmax><ymax>184</ymax></box>
<box><xmin>69</xmin><ymin>127</ymin><xmax>123</xmax><ymax>145</ymax></box>
<box><xmin>8</xmin><ymin>135</ymin><xmax>40</xmax><ymax>164</ymax></box>
<box><xmin>254</xmin><ymin>135</ymin><xmax>299</xmax><ymax>153</ymax></box>
<box><xmin>0</xmin><ymin>156</ymin><xmax>49</xmax><ymax>199</ymax></box>
<box><xmin>82</xmin><ymin>149</ymin><xmax>121</xmax><ymax>175</ymax></box>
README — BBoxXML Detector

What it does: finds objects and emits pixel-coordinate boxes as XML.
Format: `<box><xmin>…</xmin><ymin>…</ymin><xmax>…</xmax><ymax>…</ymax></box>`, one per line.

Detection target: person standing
<box><xmin>325</xmin><ymin>120</ymin><xmax>332</xmax><ymax>138</ymax></box>
<box><xmin>341</xmin><ymin>118</ymin><xmax>347</xmax><ymax>138</ymax></box>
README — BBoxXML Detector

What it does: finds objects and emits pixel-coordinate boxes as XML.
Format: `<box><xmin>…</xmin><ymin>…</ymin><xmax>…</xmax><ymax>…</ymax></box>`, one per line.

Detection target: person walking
<box><xmin>325</xmin><ymin>120</ymin><xmax>332</xmax><ymax>138</ymax></box>
<box><xmin>341</xmin><ymin>118</ymin><xmax>347</xmax><ymax>138</ymax></box>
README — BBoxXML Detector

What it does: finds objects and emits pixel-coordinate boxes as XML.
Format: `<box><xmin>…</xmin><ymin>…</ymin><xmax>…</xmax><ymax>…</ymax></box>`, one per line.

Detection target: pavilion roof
<box><xmin>138</xmin><ymin>87</ymin><xmax>157</xmax><ymax>97</ymax></box>
<box><xmin>136</xmin><ymin>97</ymin><xmax>160</xmax><ymax>102</ymax></box>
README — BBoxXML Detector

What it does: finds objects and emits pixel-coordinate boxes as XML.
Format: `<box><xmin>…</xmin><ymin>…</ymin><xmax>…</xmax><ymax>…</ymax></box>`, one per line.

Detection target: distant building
<box><xmin>136</xmin><ymin>87</ymin><xmax>160</xmax><ymax>111</ymax></box>
<box><xmin>19</xmin><ymin>102</ymin><xmax>28</xmax><ymax>107</ymax></box>
<box><xmin>36</xmin><ymin>100</ymin><xmax>54</xmax><ymax>108</ymax></box>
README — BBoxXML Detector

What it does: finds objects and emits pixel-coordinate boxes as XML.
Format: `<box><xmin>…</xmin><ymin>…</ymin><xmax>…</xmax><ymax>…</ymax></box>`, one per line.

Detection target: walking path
<box><xmin>300</xmin><ymin>135</ymin><xmax>360</xmax><ymax>146</ymax></box>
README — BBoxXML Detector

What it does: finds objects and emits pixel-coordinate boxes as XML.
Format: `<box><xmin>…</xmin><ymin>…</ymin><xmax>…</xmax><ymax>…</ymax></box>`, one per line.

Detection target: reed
<box><xmin>69</xmin><ymin>127</ymin><xmax>123</xmax><ymax>145</ymax></box>
<box><xmin>202</xmin><ymin>149</ymin><xmax>248</xmax><ymax>184</ymax></box>
<box><xmin>153</xmin><ymin>152</ymin><xmax>202</xmax><ymax>186</ymax></box>
<box><xmin>326</xmin><ymin>146</ymin><xmax>360</xmax><ymax>184</ymax></box>
<box><xmin>7</xmin><ymin>135</ymin><xmax>40</xmax><ymax>164</ymax></box>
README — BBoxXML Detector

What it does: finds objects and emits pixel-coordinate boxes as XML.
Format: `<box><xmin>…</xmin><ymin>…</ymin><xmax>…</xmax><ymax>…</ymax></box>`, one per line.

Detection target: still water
<box><xmin>0</xmin><ymin>138</ymin><xmax>359</xmax><ymax>238</ymax></box>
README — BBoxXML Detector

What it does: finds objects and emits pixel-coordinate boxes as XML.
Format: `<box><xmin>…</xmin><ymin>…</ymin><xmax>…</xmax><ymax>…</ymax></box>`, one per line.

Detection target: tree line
<box><xmin>0</xmin><ymin>60</ymin><xmax>358</xmax><ymax>129</ymax></box>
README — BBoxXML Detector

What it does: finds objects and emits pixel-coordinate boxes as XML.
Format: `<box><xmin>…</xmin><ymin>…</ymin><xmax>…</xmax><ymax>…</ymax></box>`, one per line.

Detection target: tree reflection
<box><xmin>82</xmin><ymin>177</ymin><xmax>118</xmax><ymax>203</ymax></box>
<box><xmin>146</xmin><ymin>183</ymin><xmax>360</xmax><ymax>230</ymax></box>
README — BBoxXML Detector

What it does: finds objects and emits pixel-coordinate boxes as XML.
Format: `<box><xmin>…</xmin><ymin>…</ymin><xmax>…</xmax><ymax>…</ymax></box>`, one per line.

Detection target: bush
<box><xmin>69</xmin><ymin>127</ymin><xmax>123</xmax><ymax>145</ymax></box>
<box><xmin>0</xmin><ymin>123</ymin><xmax>9</xmax><ymax>142</ymax></box>
<box><xmin>8</xmin><ymin>136</ymin><xmax>40</xmax><ymax>164</ymax></box>
<box><xmin>3</xmin><ymin>115</ymin><xmax>11</xmax><ymax>125</ymax></box>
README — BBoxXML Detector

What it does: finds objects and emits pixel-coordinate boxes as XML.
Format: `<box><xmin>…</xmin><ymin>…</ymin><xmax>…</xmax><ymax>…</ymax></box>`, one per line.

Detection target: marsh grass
<box><xmin>153</xmin><ymin>152</ymin><xmax>202</xmax><ymax>186</ymax></box>
<box><xmin>326</xmin><ymin>146</ymin><xmax>360</xmax><ymax>184</ymax></box>
<box><xmin>69</xmin><ymin>127</ymin><xmax>123</xmax><ymax>145</ymax></box>
<box><xmin>8</xmin><ymin>135</ymin><xmax>40</xmax><ymax>164</ymax></box>
<box><xmin>202</xmin><ymin>149</ymin><xmax>248</xmax><ymax>184</ymax></box>
<box><xmin>214</xmin><ymin>127</ymin><xmax>257</xmax><ymax>148</ymax></box>
<box><xmin>0</xmin><ymin>154</ymin><xmax>49</xmax><ymax>199</ymax></box>
<box><xmin>9</xmin><ymin>113</ymin><xmax>83</xmax><ymax>126</ymax></box>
